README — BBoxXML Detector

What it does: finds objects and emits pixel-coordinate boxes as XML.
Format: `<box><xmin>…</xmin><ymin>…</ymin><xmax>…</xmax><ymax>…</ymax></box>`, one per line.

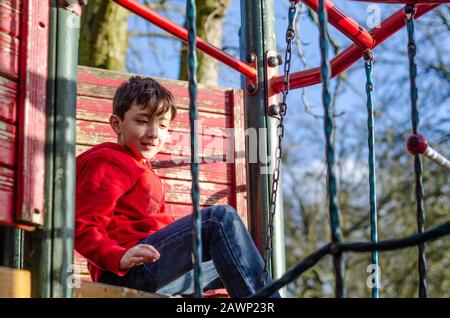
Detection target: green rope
<box><xmin>364</xmin><ymin>51</ymin><xmax>379</xmax><ymax>298</ymax></box>
<box><xmin>317</xmin><ymin>0</ymin><xmax>344</xmax><ymax>298</ymax></box>
<box><xmin>186</xmin><ymin>0</ymin><xmax>202</xmax><ymax>298</ymax></box>
<box><xmin>405</xmin><ymin>4</ymin><xmax>427</xmax><ymax>298</ymax></box>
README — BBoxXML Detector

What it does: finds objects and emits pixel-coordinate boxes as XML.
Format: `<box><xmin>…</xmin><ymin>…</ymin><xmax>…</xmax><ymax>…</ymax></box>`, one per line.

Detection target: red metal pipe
<box><xmin>272</xmin><ymin>4</ymin><xmax>439</xmax><ymax>92</ymax></box>
<box><xmin>350</xmin><ymin>0</ymin><xmax>449</xmax><ymax>3</ymax></box>
<box><xmin>302</xmin><ymin>0</ymin><xmax>374</xmax><ymax>48</ymax></box>
<box><xmin>113</xmin><ymin>0</ymin><xmax>257</xmax><ymax>79</ymax></box>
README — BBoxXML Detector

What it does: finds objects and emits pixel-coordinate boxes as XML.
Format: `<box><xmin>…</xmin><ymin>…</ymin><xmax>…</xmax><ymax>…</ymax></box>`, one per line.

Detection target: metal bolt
<box><xmin>268</xmin><ymin>56</ymin><xmax>279</xmax><ymax>67</ymax></box>
<box><xmin>247</xmin><ymin>83</ymin><xmax>256</xmax><ymax>94</ymax></box>
<box><xmin>269</xmin><ymin>104</ymin><xmax>280</xmax><ymax>116</ymax></box>
<box><xmin>246</xmin><ymin>53</ymin><xmax>255</xmax><ymax>63</ymax></box>
<box><xmin>363</xmin><ymin>51</ymin><xmax>373</xmax><ymax>62</ymax></box>
<box><xmin>62</xmin><ymin>0</ymin><xmax>76</xmax><ymax>6</ymax></box>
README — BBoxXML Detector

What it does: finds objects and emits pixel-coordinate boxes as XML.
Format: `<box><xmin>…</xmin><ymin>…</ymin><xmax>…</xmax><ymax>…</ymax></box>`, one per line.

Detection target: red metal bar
<box><xmin>302</xmin><ymin>0</ymin><xmax>374</xmax><ymax>48</ymax></box>
<box><xmin>351</xmin><ymin>0</ymin><xmax>449</xmax><ymax>3</ymax></box>
<box><xmin>113</xmin><ymin>0</ymin><xmax>256</xmax><ymax>79</ymax></box>
<box><xmin>272</xmin><ymin>4</ymin><xmax>439</xmax><ymax>92</ymax></box>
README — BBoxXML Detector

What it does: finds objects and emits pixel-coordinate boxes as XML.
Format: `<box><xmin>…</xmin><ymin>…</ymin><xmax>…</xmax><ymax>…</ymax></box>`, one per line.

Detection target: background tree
<box><xmin>79</xmin><ymin>1</ymin><xmax>130</xmax><ymax>71</ymax></box>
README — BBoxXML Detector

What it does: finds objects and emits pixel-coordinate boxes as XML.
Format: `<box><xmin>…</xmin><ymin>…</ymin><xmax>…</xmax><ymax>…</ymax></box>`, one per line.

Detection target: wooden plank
<box><xmin>76</xmin><ymin>120</ymin><xmax>233</xmax><ymax>160</ymax></box>
<box><xmin>0</xmin><ymin>0</ymin><xmax>21</xmax><ymax>38</ymax></box>
<box><xmin>0</xmin><ymin>75</ymin><xmax>18</xmax><ymax>123</ymax></box>
<box><xmin>230</xmin><ymin>89</ymin><xmax>248</xmax><ymax>225</ymax></box>
<box><xmin>75</xmin><ymin>144</ymin><xmax>232</xmax><ymax>185</ymax></box>
<box><xmin>0</xmin><ymin>266</ymin><xmax>31</xmax><ymax>298</ymax></box>
<box><xmin>16</xmin><ymin>0</ymin><xmax>49</xmax><ymax>226</ymax></box>
<box><xmin>0</xmin><ymin>31</ymin><xmax>19</xmax><ymax>80</ymax></box>
<box><xmin>0</xmin><ymin>165</ymin><xmax>14</xmax><ymax>226</ymax></box>
<box><xmin>163</xmin><ymin>178</ymin><xmax>232</xmax><ymax>206</ymax></box>
<box><xmin>74</xmin><ymin>281</ymin><xmax>167</xmax><ymax>298</ymax></box>
<box><xmin>77</xmin><ymin>96</ymin><xmax>231</xmax><ymax>137</ymax></box>
<box><xmin>0</xmin><ymin>120</ymin><xmax>16</xmax><ymax>167</ymax></box>
<box><xmin>77</xmin><ymin>66</ymin><xmax>232</xmax><ymax>115</ymax></box>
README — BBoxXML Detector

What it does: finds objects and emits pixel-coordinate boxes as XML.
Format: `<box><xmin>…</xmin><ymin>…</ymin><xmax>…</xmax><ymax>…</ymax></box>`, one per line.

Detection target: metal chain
<box><xmin>262</xmin><ymin>0</ymin><xmax>299</xmax><ymax>283</ymax></box>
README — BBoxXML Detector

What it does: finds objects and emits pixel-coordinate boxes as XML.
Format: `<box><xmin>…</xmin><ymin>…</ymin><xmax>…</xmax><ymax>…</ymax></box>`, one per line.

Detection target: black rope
<box><xmin>251</xmin><ymin>220</ymin><xmax>449</xmax><ymax>298</ymax></box>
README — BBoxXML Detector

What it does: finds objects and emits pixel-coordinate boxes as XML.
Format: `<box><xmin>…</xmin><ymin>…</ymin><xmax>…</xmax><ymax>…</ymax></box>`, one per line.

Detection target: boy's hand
<box><xmin>119</xmin><ymin>244</ymin><xmax>160</xmax><ymax>270</ymax></box>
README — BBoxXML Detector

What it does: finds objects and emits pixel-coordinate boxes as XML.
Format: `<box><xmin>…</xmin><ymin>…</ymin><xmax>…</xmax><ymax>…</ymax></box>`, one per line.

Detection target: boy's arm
<box><xmin>75</xmin><ymin>156</ymin><xmax>137</xmax><ymax>276</ymax></box>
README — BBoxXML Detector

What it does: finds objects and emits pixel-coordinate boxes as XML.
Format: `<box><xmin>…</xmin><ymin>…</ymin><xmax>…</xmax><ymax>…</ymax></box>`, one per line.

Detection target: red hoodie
<box><xmin>75</xmin><ymin>142</ymin><xmax>175</xmax><ymax>282</ymax></box>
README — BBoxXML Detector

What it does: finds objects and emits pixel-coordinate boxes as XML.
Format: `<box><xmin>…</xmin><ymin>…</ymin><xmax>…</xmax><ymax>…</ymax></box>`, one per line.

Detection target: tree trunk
<box><xmin>179</xmin><ymin>0</ymin><xmax>231</xmax><ymax>85</ymax></box>
<box><xmin>78</xmin><ymin>1</ymin><xmax>129</xmax><ymax>71</ymax></box>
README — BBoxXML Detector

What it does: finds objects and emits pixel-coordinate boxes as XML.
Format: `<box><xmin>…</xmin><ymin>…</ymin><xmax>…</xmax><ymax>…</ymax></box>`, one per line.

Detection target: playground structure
<box><xmin>0</xmin><ymin>0</ymin><xmax>449</xmax><ymax>298</ymax></box>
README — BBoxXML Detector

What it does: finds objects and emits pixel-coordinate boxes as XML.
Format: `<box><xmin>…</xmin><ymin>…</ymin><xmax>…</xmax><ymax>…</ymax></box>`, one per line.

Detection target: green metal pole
<box><xmin>240</xmin><ymin>0</ymin><xmax>270</xmax><ymax>257</ymax></box>
<box><xmin>51</xmin><ymin>0</ymin><xmax>83</xmax><ymax>298</ymax></box>
<box><xmin>240</xmin><ymin>0</ymin><xmax>286</xmax><ymax>289</ymax></box>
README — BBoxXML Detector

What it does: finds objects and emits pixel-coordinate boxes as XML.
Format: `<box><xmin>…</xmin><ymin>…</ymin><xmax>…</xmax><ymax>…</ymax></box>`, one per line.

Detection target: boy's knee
<box><xmin>209</xmin><ymin>205</ymin><xmax>239</xmax><ymax>223</ymax></box>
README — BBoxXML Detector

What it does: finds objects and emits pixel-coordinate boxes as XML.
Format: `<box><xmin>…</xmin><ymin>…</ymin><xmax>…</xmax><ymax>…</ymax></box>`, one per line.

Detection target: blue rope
<box><xmin>317</xmin><ymin>0</ymin><xmax>344</xmax><ymax>298</ymax></box>
<box><xmin>364</xmin><ymin>51</ymin><xmax>379</xmax><ymax>298</ymax></box>
<box><xmin>186</xmin><ymin>0</ymin><xmax>202</xmax><ymax>298</ymax></box>
<box><xmin>405</xmin><ymin>4</ymin><xmax>427</xmax><ymax>298</ymax></box>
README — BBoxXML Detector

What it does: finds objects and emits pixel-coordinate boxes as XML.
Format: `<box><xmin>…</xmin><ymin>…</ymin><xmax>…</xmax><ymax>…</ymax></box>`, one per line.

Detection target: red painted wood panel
<box><xmin>0</xmin><ymin>0</ymin><xmax>21</xmax><ymax>38</ymax></box>
<box><xmin>16</xmin><ymin>0</ymin><xmax>49</xmax><ymax>225</ymax></box>
<box><xmin>0</xmin><ymin>120</ymin><xmax>16</xmax><ymax>167</ymax></box>
<box><xmin>0</xmin><ymin>165</ymin><xmax>15</xmax><ymax>226</ymax></box>
<box><xmin>0</xmin><ymin>75</ymin><xmax>17</xmax><ymax>123</ymax></box>
<box><xmin>0</xmin><ymin>31</ymin><xmax>19</xmax><ymax>80</ymax></box>
<box><xmin>76</xmin><ymin>96</ymin><xmax>231</xmax><ymax>137</ymax></box>
<box><xmin>0</xmin><ymin>0</ymin><xmax>20</xmax><ymax>227</ymax></box>
<box><xmin>77</xmin><ymin>66</ymin><xmax>233</xmax><ymax>115</ymax></box>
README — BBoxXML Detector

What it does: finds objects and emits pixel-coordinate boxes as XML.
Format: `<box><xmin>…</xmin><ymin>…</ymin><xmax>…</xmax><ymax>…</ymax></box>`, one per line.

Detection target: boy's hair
<box><xmin>113</xmin><ymin>76</ymin><xmax>177</xmax><ymax>121</ymax></box>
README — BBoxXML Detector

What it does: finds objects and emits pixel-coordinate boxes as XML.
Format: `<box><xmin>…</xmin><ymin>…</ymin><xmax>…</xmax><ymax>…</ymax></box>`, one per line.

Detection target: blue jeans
<box><xmin>99</xmin><ymin>205</ymin><xmax>280</xmax><ymax>298</ymax></box>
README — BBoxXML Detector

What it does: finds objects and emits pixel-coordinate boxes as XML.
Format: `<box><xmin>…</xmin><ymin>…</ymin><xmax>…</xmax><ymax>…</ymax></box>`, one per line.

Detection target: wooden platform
<box><xmin>73</xmin><ymin>281</ymin><xmax>168</xmax><ymax>298</ymax></box>
<box><xmin>0</xmin><ymin>266</ymin><xmax>31</xmax><ymax>298</ymax></box>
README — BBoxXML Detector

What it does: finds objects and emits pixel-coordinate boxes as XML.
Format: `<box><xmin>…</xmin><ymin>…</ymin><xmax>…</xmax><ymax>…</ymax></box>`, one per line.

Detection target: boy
<box><xmin>75</xmin><ymin>76</ymin><xmax>279</xmax><ymax>297</ymax></box>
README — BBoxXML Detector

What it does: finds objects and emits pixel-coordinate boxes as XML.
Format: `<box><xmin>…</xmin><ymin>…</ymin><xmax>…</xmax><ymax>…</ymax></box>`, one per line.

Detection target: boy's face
<box><xmin>110</xmin><ymin>103</ymin><xmax>172</xmax><ymax>161</ymax></box>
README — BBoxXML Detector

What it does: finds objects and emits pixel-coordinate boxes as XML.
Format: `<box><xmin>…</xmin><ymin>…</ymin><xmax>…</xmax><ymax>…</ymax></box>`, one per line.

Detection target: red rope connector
<box><xmin>406</xmin><ymin>133</ymin><xmax>428</xmax><ymax>154</ymax></box>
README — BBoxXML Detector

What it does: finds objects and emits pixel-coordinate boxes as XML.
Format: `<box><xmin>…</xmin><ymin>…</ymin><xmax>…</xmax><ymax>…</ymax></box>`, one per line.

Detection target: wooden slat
<box><xmin>0</xmin><ymin>75</ymin><xmax>18</xmax><ymax>123</ymax></box>
<box><xmin>76</xmin><ymin>144</ymin><xmax>232</xmax><ymax>185</ymax></box>
<box><xmin>230</xmin><ymin>89</ymin><xmax>248</xmax><ymax>225</ymax></box>
<box><xmin>163</xmin><ymin>178</ymin><xmax>232</xmax><ymax>206</ymax></box>
<box><xmin>16</xmin><ymin>0</ymin><xmax>49</xmax><ymax>225</ymax></box>
<box><xmin>0</xmin><ymin>31</ymin><xmax>19</xmax><ymax>79</ymax></box>
<box><xmin>76</xmin><ymin>120</ymin><xmax>232</xmax><ymax>159</ymax></box>
<box><xmin>77</xmin><ymin>66</ymin><xmax>232</xmax><ymax>115</ymax></box>
<box><xmin>0</xmin><ymin>165</ymin><xmax>14</xmax><ymax>226</ymax></box>
<box><xmin>0</xmin><ymin>120</ymin><xmax>16</xmax><ymax>167</ymax></box>
<box><xmin>77</xmin><ymin>96</ymin><xmax>231</xmax><ymax>137</ymax></box>
<box><xmin>0</xmin><ymin>0</ymin><xmax>21</xmax><ymax>38</ymax></box>
<box><xmin>74</xmin><ymin>281</ymin><xmax>167</xmax><ymax>298</ymax></box>
<box><xmin>0</xmin><ymin>266</ymin><xmax>31</xmax><ymax>298</ymax></box>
